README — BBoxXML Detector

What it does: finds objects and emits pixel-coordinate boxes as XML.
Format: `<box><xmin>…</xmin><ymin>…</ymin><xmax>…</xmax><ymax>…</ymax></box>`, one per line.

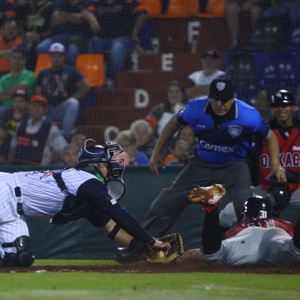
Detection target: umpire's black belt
<box><xmin>15</xmin><ymin>186</ymin><xmax>24</xmax><ymax>216</ymax></box>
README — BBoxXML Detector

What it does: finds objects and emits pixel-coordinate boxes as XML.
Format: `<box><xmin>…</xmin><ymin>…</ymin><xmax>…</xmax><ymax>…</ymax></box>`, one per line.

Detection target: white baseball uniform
<box><xmin>202</xmin><ymin>218</ymin><xmax>300</xmax><ymax>266</ymax></box>
<box><xmin>0</xmin><ymin>169</ymin><xmax>100</xmax><ymax>258</ymax></box>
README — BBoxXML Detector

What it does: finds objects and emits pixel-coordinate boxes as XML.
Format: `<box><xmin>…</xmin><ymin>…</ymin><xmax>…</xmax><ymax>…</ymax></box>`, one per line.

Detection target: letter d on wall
<box><xmin>135</xmin><ymin>89</ymin><xmax>150</xmax><ymax>108</ymax></box>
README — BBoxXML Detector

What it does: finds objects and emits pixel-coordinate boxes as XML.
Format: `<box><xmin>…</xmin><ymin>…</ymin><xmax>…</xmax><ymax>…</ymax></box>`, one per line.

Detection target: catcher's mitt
<box><xmin>146</xmin><ymin>233</ymin><xmax>184</xmax><ymax>264</ymax></box>
<box><xmin>188</xmin><ymin>184</ymin><xmax>226</xmax><ymax>213</ymax></box>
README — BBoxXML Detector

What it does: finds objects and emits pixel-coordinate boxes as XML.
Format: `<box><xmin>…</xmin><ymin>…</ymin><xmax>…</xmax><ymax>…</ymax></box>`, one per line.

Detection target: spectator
<box><xmin>16</xmin><ymin>0</ymin><xmax>54</xmax><ymax>69</ymax></box>
<box><xmin>0</xmin><ymin>89</ymin><xmax>29</xmax><ymax>143</ymax></box>
<box><xmin>163</xmin><ymin>138</ymin><xmax>190</xmax><ymax>166</ymax></box>
<box><xmin>185</xmin><ymin>51</ymin><xmax>226</xmax><ymax>100</ymax></box>
<box><xmin>129</xmin><ymin>119</ymin><xmax>155</xmax><ymax>159</ymax></box>
<box><xmin>56</xmin><ymin>143</ymin><xmax>78</xmax><ymax>166</ymax></box>
<box><xmin>225</xmin><ymin>0</ymin><xmax>268</xmax><ymax>51</ymax></box>
<box><xmin>82</xmin><ymin>0</ymin><xmax>147</xmax><ymax>88</ymax></box>
<box><xmin>0</xmin><ymin>18</ymin><xmax>22</xmax><ymax>74</ymax></box>
<box><xmin>70</xmin><ymin>130</ymin><xmax>87</xmax><ymax>149</ymax></box>
<box><xmin>0</xmin><ymin>120</ymin><xmax>10</xmax><ymax>164</ymax></box>
<box><xmin>178</xmin><ymin>125</ymin><xmax>197</xmax><ymax>153</ymax></box>
<box><xmin>9</xmin><ymin>94</ymin><xmax>67</xmax><ymax>165</ymax></box>
<box><xmin>35</xmin><ymin>43</ymin><xmax>90</xmax><ymax>138</ymax></box>
<box><xmin>0</xmin><ymin>47</ymin><xmax>36</xmax><ymax>114</ymax></box>
<box><xmin>36</xmin><ymin>0</ymin><xmax>90</xmax><ymax>66</ymax></box>
<box><xmin>115</xmin><ymin>130</ymin><xmax>149</xmax><ymax>165</ymax></box>
<box><xmin>145</xmin><ymin>81</ymin><xmax>187</xmax><ymax>136</ymax></box>
<box><xmin>254</xmin><ymin>90</ymin><xmax>273</xmax><ymax>122</ymax></box>
<box><xmin>0</xmin><ymin>0</ymin><xmax>16</xmax><ymax>28</ymax></box>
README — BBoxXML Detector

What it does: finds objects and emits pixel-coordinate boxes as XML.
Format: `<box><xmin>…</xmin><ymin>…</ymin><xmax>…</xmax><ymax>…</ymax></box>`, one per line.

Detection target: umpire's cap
<box><xmin>270</xmin><ymin>90</ymin><xmax>296</xmax><ymax>107</ymax></box>
<box><xmin>208</xmin><ymin>78</ymin><xmax>235</xmax><ymax>102</ymax></box>
<box><xmin>243</xmin><ymin>196</ymin><xmax>272</xmax><ymax>219</ymax></box>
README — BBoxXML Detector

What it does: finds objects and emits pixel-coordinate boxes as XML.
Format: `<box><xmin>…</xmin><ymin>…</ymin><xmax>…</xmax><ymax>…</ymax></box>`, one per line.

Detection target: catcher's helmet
<box><xmin>77</xmin><ymin>139</ymin><xmax>124</xmax><ymax>178</ymax></box>
<box><xmin>243</xmin><ymin>196</ymin><xmax>272</xmax><ymax>219</ymax></box>
<box><xmin>270</xmin><ymin>90</ymin><xmax>296</xmax><ymax>107</ymax></box>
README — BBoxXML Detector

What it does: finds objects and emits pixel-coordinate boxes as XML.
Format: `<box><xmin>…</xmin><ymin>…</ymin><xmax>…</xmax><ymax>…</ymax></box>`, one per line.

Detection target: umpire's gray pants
<box><xmin>143</xmin><ymin>155</ymin><xmax>252</xmax><ymax>237</ymax></box>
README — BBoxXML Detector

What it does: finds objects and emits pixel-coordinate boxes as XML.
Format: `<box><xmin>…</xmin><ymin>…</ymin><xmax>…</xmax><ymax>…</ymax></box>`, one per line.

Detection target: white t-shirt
<box><xmin>188</xmin><ymin>70</ymin><xmax>226</xmax><ymax>86</ymax></box>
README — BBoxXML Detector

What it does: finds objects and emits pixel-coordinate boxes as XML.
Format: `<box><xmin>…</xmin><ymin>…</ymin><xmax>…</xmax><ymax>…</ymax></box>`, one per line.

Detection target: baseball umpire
<box><xmin>0</xmin><ymin>139</ymin><xmax>171</xmax><ymax>267</ymax></box>
<box><xmin>183</xmin><ymin>188</ymin><xmax>300</xmax><ymax>266</ymax></box>
<box><xmin>142</xmin><ymin>78</ymin><xmax>285</xmax><ymax>237</ymax></box>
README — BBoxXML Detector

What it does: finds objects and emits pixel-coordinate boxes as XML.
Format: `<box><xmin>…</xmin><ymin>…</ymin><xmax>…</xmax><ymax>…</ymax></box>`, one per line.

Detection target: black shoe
<box><xmin>115</xmin><ymin>247</ymin><xmax>139</xmax><ymax>264</ymax></box>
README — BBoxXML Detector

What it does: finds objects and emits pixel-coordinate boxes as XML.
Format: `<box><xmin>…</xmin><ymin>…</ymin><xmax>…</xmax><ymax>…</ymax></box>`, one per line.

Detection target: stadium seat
<box><xmin>76</xmin><ymin>54</ymin><xmax>105</xmax><ymax>87</ymax></box>
<box><xmin>35</xmin><ymin>54</ymin><xmax>51</xmax><ymax>76</ymax></box>
<box><xmin>166</xmin><ymin>0</ymin><xmax>199</xmax><ymax>17</ymax></box>
<box><xmin>251</xmin><ymin>17</ymin><xmax>284</xmax><ymax>51</ymax></box>
<box><xmin>288</xmin><ymin>18</ymin><xmax>300</xmax><ymax>49</ymax></box>
<box><xmin>225</xmin><ymin>52</ymin><xmax>256</xmax><ymax>89</ymax></box>
<box><xmin>260</xmin><ymin>53</ymin><xmax>297</xmax><ymax>89</ymax></box>
<box><xmin>139</xmin><ymin>0</ymin><xmax>161</xmax><ymax>16</ymax></box>
<box><xmin>206</xmin><ymin>0</ymin><xmax>225</xmax><ymax>16</ymax></box>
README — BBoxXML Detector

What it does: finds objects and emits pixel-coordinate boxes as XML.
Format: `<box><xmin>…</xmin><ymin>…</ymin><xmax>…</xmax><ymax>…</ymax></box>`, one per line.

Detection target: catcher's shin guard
<box><xmin>2</xmin><ymin>236</ymin><xmax>35</xmax><ymax>267</ymax></box>
<box><xmin>188</xmin><ymin>184</ymin><xmax>226</xmax><ymax>213</ymax></box>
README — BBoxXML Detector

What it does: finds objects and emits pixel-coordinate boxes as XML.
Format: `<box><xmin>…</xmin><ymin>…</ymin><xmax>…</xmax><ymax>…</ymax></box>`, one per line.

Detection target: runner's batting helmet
<box><xmin>270</xmin><ymin>90</ymin><xmax>296</xmax><ymax>107</ymax></box>
<box><xmin>243</xmin><ymin>196</ymin><xmax>272</xmax><ymax>219</ymax></box>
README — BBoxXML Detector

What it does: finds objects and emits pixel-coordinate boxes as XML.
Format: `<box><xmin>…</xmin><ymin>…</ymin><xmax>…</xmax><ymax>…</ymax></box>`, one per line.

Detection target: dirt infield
<box><xmin>1</xmin><ymin>262</ymin><xmax>300</xmax><ymax>274</ymax></box>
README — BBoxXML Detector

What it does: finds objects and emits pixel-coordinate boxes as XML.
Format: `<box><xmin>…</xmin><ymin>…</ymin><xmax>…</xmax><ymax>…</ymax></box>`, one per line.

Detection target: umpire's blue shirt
<box><xmin>177</xmin><ymin>97</ymin><xmax>270</xmax><ymax>163</ymax></box>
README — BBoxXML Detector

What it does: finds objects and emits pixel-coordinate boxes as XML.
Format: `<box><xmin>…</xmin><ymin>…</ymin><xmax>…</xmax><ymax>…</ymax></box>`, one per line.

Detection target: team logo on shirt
<box><xmin>228</xmin><ymin>125</ymin><xmax>243</xmax><ymax>138</ymax></box>
<box><xmin>217</xmin><ymin>82</ymin><xmax>226</xmax><ymax>91</ymax></box>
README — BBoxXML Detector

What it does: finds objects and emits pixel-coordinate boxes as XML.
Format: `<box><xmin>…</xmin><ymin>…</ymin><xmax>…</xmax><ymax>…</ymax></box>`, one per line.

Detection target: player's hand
<box><xmin>150</xmin><ymin>239</ymin><xmax>171</xmax><ymax>254</ymax></box>
<box><xmin>271</xmin><ymin>165</ymin><xmax>287</xmax><ymax>183</ymax></box>
<box><xmin>149</xmin><ymin>152</ymin><xmax>165</xmax><ymax>176</ymax></box>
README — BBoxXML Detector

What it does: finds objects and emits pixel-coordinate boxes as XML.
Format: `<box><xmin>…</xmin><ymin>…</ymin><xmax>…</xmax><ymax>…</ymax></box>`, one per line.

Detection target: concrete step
<box><xmin>114</xmin><ymin>70</ymin><xmax>188</xmax><ymax>89</ymax></box>
<box><xmin>84</xmin><ymin>106</ymin><xmax>149</xmax><ymax>128</ymax></box>
<box><xmin>95</xmin><ymin>88</ymin><xmax>166</xmax><ymax>108</ymax></box>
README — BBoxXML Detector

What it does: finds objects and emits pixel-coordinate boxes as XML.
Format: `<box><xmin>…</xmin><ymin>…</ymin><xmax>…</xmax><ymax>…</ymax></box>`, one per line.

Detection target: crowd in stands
<box><xmin>0</xmin><ymin>0</ymin><xmax>300</xmax><ymax>167</ymax></box>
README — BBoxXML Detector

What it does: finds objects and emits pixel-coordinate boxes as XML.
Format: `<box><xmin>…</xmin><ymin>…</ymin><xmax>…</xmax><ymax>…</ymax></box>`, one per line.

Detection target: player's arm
<box><xmin>100</xmin><ymin>219</ymin><xmax>170</xmax><ymax>252</ymax></box>
<box><xmin>264</xmin><ymin>130</ymin><xmax>286</xmax><ymax>183</ymax></box>
<box><xmin>150</xmin><ymin>114</ymin><xmax>180</xmax><ymax>175</ymax></box>
<box><xmin>78</xmin><ymin>179</ymin><xmax>169</xmax><ymax>251</ymax></box>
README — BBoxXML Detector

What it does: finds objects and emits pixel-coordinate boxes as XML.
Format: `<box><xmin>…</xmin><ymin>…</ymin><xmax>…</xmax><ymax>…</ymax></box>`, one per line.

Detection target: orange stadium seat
<box><xmin>35</xmin><ymin>54</ymin><xmax>51</xmax><ymax>76</ymax></box>
<box><xmin>166</xmin><ymin>0</ymin><xmax>199</xmax><ymax>17</ymax></box>
<box><xmin>206</xmin><ymin>0</ymin><xmax>225</xmax><ymax>16</ymax></box>
<box><xmin>76</xmin><ymin>54</ymin><xmax>105</xmax><ymax>87</ymax></box>
<box><xmin>140</xmin><ymin>0</ymin><xmax>162</xmax><ymax>17</ymax></box>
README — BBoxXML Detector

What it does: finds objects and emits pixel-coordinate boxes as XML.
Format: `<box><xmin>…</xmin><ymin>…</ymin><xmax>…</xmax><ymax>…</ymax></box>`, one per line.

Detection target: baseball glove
<box><xmin>269</xmin><ymin>175</ymin><xmax>290</xmax><ymax>217</ymax></box>
<box><xmin>146</xmin><ymin>233</ymin><xmax>184</xmax><ymax>264</ymax></box>
<box><xmin>188</xmin><ymin>184</ymin><xmax>226</xmax><ymax>213</ymax></box>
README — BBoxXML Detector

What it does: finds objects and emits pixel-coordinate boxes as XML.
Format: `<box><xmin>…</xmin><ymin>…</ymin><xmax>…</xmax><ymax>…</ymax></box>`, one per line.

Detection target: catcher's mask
<box><xmin>243</xmin><ymin>196</ymin><xmax>272</xmax><ymax>219</ymax></box>
<box><xmin>77</xmin><ymin>139</ymin><xmax>126</xmax><ymax>200</ymax></box>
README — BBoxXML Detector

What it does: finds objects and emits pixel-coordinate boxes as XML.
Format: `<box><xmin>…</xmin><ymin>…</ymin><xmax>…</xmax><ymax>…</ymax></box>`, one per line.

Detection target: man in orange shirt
<box><xmin>0</xmin><ymin>18</ymin><xmax>22</xmax><ymax>73</ymax></box>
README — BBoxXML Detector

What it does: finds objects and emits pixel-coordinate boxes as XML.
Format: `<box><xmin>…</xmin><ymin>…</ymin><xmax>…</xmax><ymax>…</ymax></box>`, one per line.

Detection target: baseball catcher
<box><xmin>0</xmin><ymin>139</ymin><xmax>172</xmax><ymax>267</ymax></box>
